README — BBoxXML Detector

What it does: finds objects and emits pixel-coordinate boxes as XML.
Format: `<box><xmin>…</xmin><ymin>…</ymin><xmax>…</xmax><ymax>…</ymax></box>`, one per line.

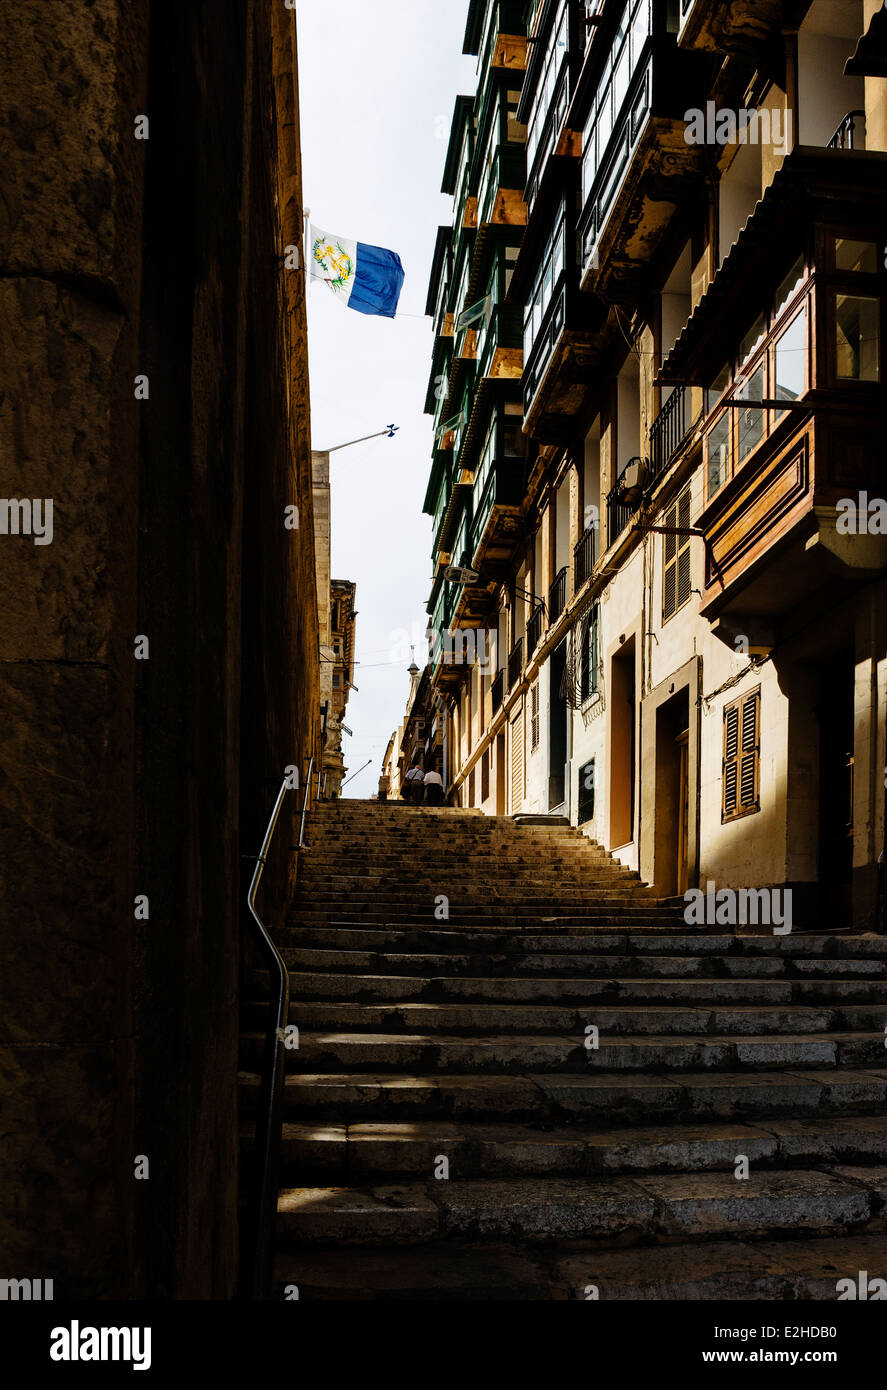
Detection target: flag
<box><xmin>309</xmin><ymin>224</ymin><xmax>405</xmax><ymax>318</ymax></box>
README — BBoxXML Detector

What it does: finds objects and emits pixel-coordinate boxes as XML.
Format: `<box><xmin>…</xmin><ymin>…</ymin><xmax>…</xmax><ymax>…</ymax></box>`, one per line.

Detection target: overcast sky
<box><xmin>296</xmin><ymin>0</ymin><xmax>476</xmax><ymax>799</ymax></box>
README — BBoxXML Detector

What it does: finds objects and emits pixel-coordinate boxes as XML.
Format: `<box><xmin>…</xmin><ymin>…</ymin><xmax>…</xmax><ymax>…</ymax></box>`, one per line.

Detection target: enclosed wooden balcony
<box><xmin>659</xmin><ymin>148</ymin><xmax>887</xmax><ymax>627</ymax></box>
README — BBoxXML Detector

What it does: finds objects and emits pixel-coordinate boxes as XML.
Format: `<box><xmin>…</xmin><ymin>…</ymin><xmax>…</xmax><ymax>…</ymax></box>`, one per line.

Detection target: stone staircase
<box><xmin>239</xmin><ymin>800</ymin><xmax>887</xmax><ymax>1299</ymax></box>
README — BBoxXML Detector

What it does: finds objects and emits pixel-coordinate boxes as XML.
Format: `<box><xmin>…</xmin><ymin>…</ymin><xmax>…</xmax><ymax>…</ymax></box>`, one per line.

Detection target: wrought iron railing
<box><xmin>548</xmin><ymin>566</ymin><xmax>567</xmax><ymax>624</ymax></box>
<box><xmin>491</xmin><ymin>669</ymin><xmax>504</xmax><ymax>713</ymax></box>
<box><xmin>573</xmin><ymin>526</ymin><xmax>597</xmax><ymax>591</ymax></box>
<box><xmin>507</xmin><ymin>637</ymin><xmax>523</xmax><ymax>690</ymax></box>
<box><xmin>606</xmin><ymin>477</ymin><xmax>634</xmax><ymax>548</ymax></box>
<box><xmin>526</xmin><ymin>604</ymin><xmax>545</xmax><ymax>655</ymax></box>
<box><xmin>828</xmin><ymin>110</ymin><xmax>866</xmax><ymax>150</ymax></box>
<box><xmin>650</xmin><ymin>384</ymin><xmax>689</xmax><ymax>480</ymax></box>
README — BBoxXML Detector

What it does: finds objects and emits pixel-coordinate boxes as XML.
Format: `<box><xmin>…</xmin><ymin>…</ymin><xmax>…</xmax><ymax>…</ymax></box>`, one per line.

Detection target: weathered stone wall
<box><xmin>0</xmin><ymin>0</ymin><xmax>318</xmax><ymax>1299</ymax></box>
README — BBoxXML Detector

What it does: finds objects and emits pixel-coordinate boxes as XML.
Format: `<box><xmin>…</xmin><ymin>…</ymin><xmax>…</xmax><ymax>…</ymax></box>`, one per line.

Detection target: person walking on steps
<box><xmin>402</xmin><ymin>753</ymin><xmax>425</xmax><ymax>805</ymax></box>
<box><xmin>423</xmin><ymin>760</ymin><xmax>445</xmax><ymax>807</ymax></box>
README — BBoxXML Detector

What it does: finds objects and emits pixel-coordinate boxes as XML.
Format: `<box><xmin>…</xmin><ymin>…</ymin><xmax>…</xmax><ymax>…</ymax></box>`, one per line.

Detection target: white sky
<box><xmin>296</xmin><ymin>0</ymin><xmax>476</xmax><ymax>799</ymax></box>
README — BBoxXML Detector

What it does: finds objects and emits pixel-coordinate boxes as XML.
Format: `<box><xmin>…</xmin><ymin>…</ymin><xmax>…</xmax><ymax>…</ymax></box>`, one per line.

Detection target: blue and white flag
<box><xmin>310</xmin><ymin>224</ymin><xmax>405</xmax><ymax>318</ymax></box>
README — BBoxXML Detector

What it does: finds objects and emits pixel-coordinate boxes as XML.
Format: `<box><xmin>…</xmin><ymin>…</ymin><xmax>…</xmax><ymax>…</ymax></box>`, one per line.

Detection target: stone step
<box><xmin>274</xmin><ymin>1167</ymin><xmax>887</xmax><ymax>1247</ymax></box>
<box><xmin>270</xmin><ymin>970</ymin><xmax>887</xmax><ymax>1005</ymax></box>
<box><xmin>272</xmin><ymin>1231</ymin><xmax>887</xmax><ymax>1300</ymax></box>
<box><xmin>244</xmin><ymin>998</ymin><xmax>887</xmax><ymax>1037</ymax></box>
<box><xmin>275</xmin><ymin>948</ymin><xmax>887</xmax><ymax>980</ymax></box>
<box><xmin>290</xmin><ymin>910</ymin><xmax>685</xmax><ymax>927</ymax></box>
<box><xmin>277</xmin><ymin>926</ymin><xmax>887</xmax><ymax>957</ymax></box>
<box><xmin>241</xmin><ymin>1029</ymin><xmax>886</xmax><ymax>1073</ymax></box>
<box><xmin>258</xmin><ymin>1115</ymin><xmax>887</xmax><ymax>1179</ymax></box>
<box><xmin>238</xmin><ymin>1067</ymin><xmax>887</xmax><ymax>1123</ymax></box>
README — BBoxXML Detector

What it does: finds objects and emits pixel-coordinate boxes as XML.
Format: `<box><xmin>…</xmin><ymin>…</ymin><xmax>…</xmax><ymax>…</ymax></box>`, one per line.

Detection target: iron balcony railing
<box><xmin>607</xmin><ymin>473</ymin><xmax>635</xmax><ymax>548</ymax></box>
<box><xmin>507</xmin><ymin>637</ymin><xmax>523</xmax><ymax>690</ymax></box>
<box><xmin>526</xmin><ymin>603</ymin><xmax>545</xmax><ymax>655</ymax></box>
<box><xmin>548</xmin><ymin>566</ymin><xmax>567</xmax><ymax>624</ymax></box>
<box><xmin>828</xmin><ymin>110</ymin><xmax>866</xmax><ymax>150</ymax></box>
<box><xmin>491</xmin><ymin>669</ymin><xmax>504</xmax><ymax>714</ymax></box>
<box><xmin>573</xmin><ymin>525</ymin><xmax>597</xmax><ymax>590</ymax></box>
<box><xmin>649</xmin><ymin>384</ymin><xmax>689</xmax><ymax>481</ymax></box>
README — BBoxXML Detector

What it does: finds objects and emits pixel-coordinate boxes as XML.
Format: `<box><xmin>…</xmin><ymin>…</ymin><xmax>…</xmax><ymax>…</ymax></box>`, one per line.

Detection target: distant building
<box><xmin>326</xmin><ymin>580</ymin><xmax>357</xmax><ymax>797</ymax></box>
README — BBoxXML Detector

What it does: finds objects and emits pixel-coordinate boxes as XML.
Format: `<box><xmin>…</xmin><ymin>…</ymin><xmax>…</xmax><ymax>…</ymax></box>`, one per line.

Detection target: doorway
<box><xmin>818</xmin><ymin>651</ymin><xmax>854</xmax><ymax>925</ymax></box>
<box><xmin>549</xmin><ymin>643</ymin><xmax>568</xmax><ymax>810</ymax></box>
<box><xmin>654</xmin><ymin>689</ymin><xmax>690</xmax><ymax>896</ymax></box>
<box><xmin>609</xmin><ymin>637</ymin><xmax>636</xmax><ymax>847</ymax></box>
<box><xmin>495</xmin><ymin>732</ymin><xmax>506</xmax><ymax>815</ymax></box>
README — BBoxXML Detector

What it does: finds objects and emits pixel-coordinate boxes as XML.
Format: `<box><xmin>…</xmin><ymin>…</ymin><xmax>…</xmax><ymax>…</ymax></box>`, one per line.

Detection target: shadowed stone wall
<box><xmin>0</xmin><ymin>0</ymin><xmax>318</xmax><ymax>1299</ymax></box>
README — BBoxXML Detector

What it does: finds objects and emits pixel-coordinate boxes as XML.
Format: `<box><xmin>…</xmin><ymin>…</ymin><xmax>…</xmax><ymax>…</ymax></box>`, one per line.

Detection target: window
<box><xmin>708</xmin><ymin>413</ymin><xmax>730</xmax><ymax>496</ymax></box>
<box><xmin>722</xmin><ymin>688</ymin><xmax>760</xmax><ymax>822</ymax></box>
<box><xmin>481</xmin><ymin>748</ymin><xmax>490</xmax><ymax>801</ymax></box>
<box><xmin>527</xmin><ymin>1</ymin><xmax>569</xmax><ymax>173</ymax></box>
<box><xmin>332</xmin><ymin>673</ymin><xmax>341</xmax><ymax>689</ymax></box>
<box><xmin>774</xmin><ymin>311</ymin><xmax>806</xmax><ymax>418</ymax></box>
<box><xmin>524</xmin><ymin>210</ymin><xmax>566</xmax><ymax>361</ymax></box>
<box><xmin>834</xmin><ymin>239</ymin><xmax>878</xmax><ymax>274</ymax></box>
<box><xmin>530</xmin><ymin>682</ymin><xmax>540</xmax><ymax>751</ymax></box>
<box><xmin>580</xmin><ymin>606</ymin><xmax>600</xmax><ymax>700</ymax></box>
<box><xmin>582</xmin><ymin>0</ymin><xmax>652</xmax><ymax>203</ymax></box>
<box><xmin>578</xmin><ymin>759</ymin><xmax>595</xmax><ymax>824</ymax></box>
<box><xmin>704</xmin><ymin>256</ymin><xmax>811</xmax><ymax>498</ymax></box>
<box><xmin>835</xmin><ymin>294</ymin><xmax>880</xmax><ymax>381</ymax></box>
<box><xmin>663</xmin><ymin>488</ymin><xmax>692</xmax><ymax>620</ymax></box>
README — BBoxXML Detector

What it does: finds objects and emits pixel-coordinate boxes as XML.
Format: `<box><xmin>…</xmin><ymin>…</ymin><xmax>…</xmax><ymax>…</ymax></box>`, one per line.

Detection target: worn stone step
<box><xmin>238</xmin><ymin>1067</ymin><xmax>887</xmax><ymax>1123</ymax></box>
<box><xmin>258</xmin><ymin>1115</ymin><xmax>887</xmax><ymax>1180</ymax></box>
<box><xmin>274</xmin><ymin>948</ymin><xmax>887</xmax><ymax>980</ymax></box>
<box><xmin>245</xmin><ymin>998</ymin><xmax>887</xmax><ymax>1037</ymax></box>
<box><xmin>241</xmin><ymin>1029</ymin><xmax>884</xmax><ymax>1073</ymax></box>
<box><xmin>272</xmin><ymin>1230</ymin><xmax>887</xmax><ymax>1299</ymax></box>
<box><xmin>278</xmin><ymin>927</ymin><xmax>887</xmax><ymax>958</ymax></box>
<box><xmin>271</xmin><ymin>970</ymin><xmax>887</xmax><ymax>1006</ymax></box>
<box><xmin>274</xmin><ymin>1167</ymin><xmax>885</xmax><ymax>1247</ymax></box>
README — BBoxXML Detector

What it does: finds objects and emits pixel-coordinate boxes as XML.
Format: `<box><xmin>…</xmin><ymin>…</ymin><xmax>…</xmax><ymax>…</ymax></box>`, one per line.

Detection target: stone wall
<box><xmin>0</xmin><ymin>0</ymin><xmax>319</xmax><ymax>1299</ymax></box>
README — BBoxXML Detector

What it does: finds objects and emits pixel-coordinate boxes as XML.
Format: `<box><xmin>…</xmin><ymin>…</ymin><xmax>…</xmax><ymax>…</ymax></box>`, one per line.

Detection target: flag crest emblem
<box><xmin>312</xmin><ymin>232</ymin><xmax>357</xmax><ymax>297</ymax></box>
<box><xmin>309</xmin><ymin>222</ymin><xmax>404</xmax><ymax>318</ymax></box>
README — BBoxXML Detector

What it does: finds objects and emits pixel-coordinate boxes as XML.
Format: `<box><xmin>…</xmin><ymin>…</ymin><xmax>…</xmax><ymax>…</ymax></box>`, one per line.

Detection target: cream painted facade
<box><xmin>424</xmin><ymin>0</ymin><xmax>887</xmax><ymax>932</ymax></box>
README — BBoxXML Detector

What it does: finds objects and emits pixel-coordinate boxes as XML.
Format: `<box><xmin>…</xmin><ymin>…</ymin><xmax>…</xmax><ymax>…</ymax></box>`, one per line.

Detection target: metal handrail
<box><xmin>298</xmin><ymin>755</ymin><xmax>315</xmax><ymax>849</ymax></box>
<box><xmin>245</xmin><ymin>768</ymin><xmax>302</xmax><ymax>1298</ymax></box>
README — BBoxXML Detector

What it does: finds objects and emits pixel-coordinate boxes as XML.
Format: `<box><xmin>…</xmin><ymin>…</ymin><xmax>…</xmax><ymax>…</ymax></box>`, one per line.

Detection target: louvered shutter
<box><xmin>723</xmin><ymin>689</ymin><xmax>760</xmax><ymax>821</ymax></box>
<box><xmin>723</xmin><ymin>701</ymin><xmax>740</xmax><ymax>818</ymax></box>
<box><xmin>663</xmin><ymin>487</ymin><xmax>692</xmax><ymax>620</ymax></box>
<box><xmin>739</xmin><ymin>691</ymin><xmax>760</xmax><ymax>810</ymax></box>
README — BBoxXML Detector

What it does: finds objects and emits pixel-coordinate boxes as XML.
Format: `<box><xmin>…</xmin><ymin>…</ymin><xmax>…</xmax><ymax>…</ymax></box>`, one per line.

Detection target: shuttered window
<box><xmin>663</xmin><ymin>486</ymin><xmax>692</xmax><ymax>621</ymax></box>
<box><xmin>510</xmin><ymin>707</ymin><xmax>524</xmax><ymax>812</ymax></box>
<box><xmin>580</xmin><ymin>606</ymin><xmax>600</xmax><ymax>700</ymax></box>
<box><xmin>722</xmin><ymin>688</ymin><xmax>761</xmax><ymax>822</ymax></box>
<box><xmin>530</xmin><ymin>682</ymin><xmax>540</xmax><ymax>751</ymax></box>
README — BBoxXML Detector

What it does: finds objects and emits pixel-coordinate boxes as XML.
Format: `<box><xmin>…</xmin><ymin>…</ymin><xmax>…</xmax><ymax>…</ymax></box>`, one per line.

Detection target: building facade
<box><xmin>423</xmin><ymin>0</ymin><xmax>887</xmax><ymax>931</ymax></box>
<box><xmin>326</xmin><ymin>579</ymin><xmax>358</xmax><ymax>796</ymax></box>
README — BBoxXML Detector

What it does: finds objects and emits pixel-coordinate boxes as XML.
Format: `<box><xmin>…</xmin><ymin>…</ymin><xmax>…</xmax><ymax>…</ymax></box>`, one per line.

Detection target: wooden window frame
<box><xmin>722</xmin><ymin>686</ymin><xmax>761</xmax><ymax>823</ymax></box>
